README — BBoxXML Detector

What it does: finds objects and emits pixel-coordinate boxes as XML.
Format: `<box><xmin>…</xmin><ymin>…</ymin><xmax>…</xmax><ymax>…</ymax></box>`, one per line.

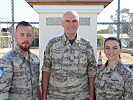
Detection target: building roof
<box><xmin>25</xmin><ymin>0</ymin><xmax>113</xmax><ymax>7</ymax></box>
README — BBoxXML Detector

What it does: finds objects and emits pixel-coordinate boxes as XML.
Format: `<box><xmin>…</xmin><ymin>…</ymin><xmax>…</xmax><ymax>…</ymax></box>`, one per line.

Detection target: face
<box><xmin>104</xmin><ymin>40</ymin><xmax>122</xmax><ymax>62</ymax></box>
<box><xmin>62</xmin><ymin>11</ymin><xmax>80</xmax><ymax>39</ymax></box>
<box><xmin>14</xmin><ymin>25</ymin><xmax>34</xmax><ymax>53</ymax></box>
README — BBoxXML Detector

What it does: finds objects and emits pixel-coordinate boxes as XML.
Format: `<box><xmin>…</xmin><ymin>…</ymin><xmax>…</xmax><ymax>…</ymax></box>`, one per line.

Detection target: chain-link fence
<box><xmin>0</xmin><ymin>0</ymin><xmax>133</xmax><ymax>64</ymax></box>
<box><xmin>97</xmin><ymin>24</ymin><xmax>133</xmax><ymax>65</ymax></box>
<box><xmin>0</xmin><ymin>0</ymin><xmax>39</xmax><ymax>57</ymax></box>
<box><xmin>96</xmin><ymin>0</ymin><xmax>133</xmax><ymax>65</ymax></box>
<box><xmin>97</xmin><ymin>24</ymin><xmax>133</xmax><ymax>48</ymax></box>
<box><xmin>0</xmin><ymin>23</ymin><xmax>39</xmax><ymax>58</ymax></box>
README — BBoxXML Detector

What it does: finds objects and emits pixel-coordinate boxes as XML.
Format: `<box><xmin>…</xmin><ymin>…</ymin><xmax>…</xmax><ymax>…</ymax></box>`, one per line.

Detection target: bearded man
<box><xmin>0</xmin><ymin>21</ymin><xmax>41</xmax><ymax>100</ymax></box>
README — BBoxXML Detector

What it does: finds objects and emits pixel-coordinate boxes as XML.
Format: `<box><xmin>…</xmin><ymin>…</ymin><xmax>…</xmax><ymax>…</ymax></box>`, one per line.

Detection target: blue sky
<box><xmin>0</xmin><ymin>0</ymin><xmax>133</xmax><ymax>29</ymax></box>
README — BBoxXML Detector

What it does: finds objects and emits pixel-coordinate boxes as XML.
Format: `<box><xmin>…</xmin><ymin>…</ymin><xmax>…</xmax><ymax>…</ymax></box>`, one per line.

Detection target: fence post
<box><xmin>117</xmin><ymin>0</ymin><xmax>120</xmax><ymax>39</ymax></box>
<box><xmin>11</xmin><ymin>0</ymin><xmax>15</xmax><ymax>48</ymax></box>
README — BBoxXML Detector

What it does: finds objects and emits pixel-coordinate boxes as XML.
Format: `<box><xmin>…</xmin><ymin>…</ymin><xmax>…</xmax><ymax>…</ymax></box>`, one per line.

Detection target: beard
<box><xmin>17</xmin><ymin>41</ymin><xmax>32</xmax><ymax>52</ymax></box>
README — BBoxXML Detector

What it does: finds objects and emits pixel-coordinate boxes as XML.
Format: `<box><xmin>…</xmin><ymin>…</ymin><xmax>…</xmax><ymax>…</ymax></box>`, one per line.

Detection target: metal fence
<box><xmin>0</xmin><ymin>23</ymin><xmax>39</xmax><ymax>48</ymax></box>
<box><xmin>0</xmin><ymin>0</ymin><xmax>133</xmax><ymax>64</ymax></box>
<box><xmin>97</xmin><ymin>0</ymin><xmax>133</xmax><ymax>49</ymax></box>
<box><xmin>97</xmin><ymin>0</ymin><xmax>133</xmax><ymax>65</ymax></box>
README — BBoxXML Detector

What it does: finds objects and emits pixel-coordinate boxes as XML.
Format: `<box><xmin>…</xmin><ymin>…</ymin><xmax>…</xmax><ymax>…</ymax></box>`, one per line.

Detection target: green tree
<box><xmin>97</xmin><ymin>35</ymin><xmax>105</xmax><ymax>47</ymax></box>
<box><xmin>97</xmin><ymin>29</ymin><xmax>108</xmax><ymax>34</ymax></box>
<box><xmin>32</xmin><ymin>26</ymin><xmax>39</xmax><ymax>47</ymax></box>
<box><xmin>111</xmin><ymin>8</ymin><xmax>133</xmax><ymax>46</ymax></box>
<box><xmin>129</xmin><ymin>38</ymin><xmax>133</xmax><ymax>48</ymax></box>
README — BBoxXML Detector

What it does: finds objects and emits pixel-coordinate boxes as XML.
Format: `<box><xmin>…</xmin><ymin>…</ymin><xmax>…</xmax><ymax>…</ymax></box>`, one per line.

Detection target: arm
<box><xmin>123</xmin><ymin>70</ymin><xmax>133</xmax><ymax>100</ymax></box>
<box><xmin>36</xmin><ymin>85</ymin><xmax>42</xmax><ymax>100</ymax></box>
<box><xmin>0</xmin><ymin>59</ymin><xmax>13</xmax><ymax>100</ymax></box>
<box><xmin>89</xmin><ymin>77</ymin><xmax>95</xmax><ymax>100</ymax></box>
<box><xmin>87</xmin><ymin>43</ymin><xmax>97</xmax><ymax>100</ymax></box>
<box><xmin>41</xmin><ymin>71</ymin><xmax>50</xmax><ymax>100</ymax></box>
<box><xmin>41</xmin><ymin>40</ymin><xmax>52</xmax><ymax>100</ymax></box>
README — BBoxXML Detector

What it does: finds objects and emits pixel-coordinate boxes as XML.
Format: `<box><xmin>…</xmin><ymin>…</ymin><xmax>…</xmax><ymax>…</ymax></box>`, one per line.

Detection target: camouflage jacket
<box><xmin>42</xmin><ymin>34</ymin><xmax>97</xmax><ymax>100</ymax></box>
<box><xmin>95</xmin><ymin>60</ymin><xmax>133</xmax><ymax>100</ymax></box>
<box><xmin>0</xmin><ymin>46</ymin><xmax>40</xmax><ymax>100</ymax></box>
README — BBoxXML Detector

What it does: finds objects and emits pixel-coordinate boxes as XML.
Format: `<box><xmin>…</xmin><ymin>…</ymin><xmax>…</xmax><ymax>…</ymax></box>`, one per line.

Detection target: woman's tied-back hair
<box><xmin>104</xmin><ymin>37</ymin><xmax>122</xmax><ymax>49</ymax></box>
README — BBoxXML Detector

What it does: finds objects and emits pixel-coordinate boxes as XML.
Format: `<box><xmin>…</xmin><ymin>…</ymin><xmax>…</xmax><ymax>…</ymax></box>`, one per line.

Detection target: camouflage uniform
<box><xmin>95</xmin><ymin>60</ymin><xmax>133</xmax><ymax>100</ymax></box>
<box><xmin>42</xmin><ymin>34</ymin><xmax>97</xmax><ymax>100</ymax></box>
<box><xmin>0</xmin><ymin>46</ymin><xmax>40</xmax><ymax>100</ymax></box>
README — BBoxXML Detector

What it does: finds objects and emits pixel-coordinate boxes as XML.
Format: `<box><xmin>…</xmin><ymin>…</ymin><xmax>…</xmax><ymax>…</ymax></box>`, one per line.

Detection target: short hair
<box><xmin>62</xmin><ymin>10</ymin><xmax>79</xmax><ymax>21</ymax></box>
<box><xmin>104</xmin><ymin>37</ymin><xmax>122</xmax><ymax>48</ymax></box>
<box><xmin>16</xmin><ymin>21</ymin><xmax>32</xmax><ymax>30</ymax></box>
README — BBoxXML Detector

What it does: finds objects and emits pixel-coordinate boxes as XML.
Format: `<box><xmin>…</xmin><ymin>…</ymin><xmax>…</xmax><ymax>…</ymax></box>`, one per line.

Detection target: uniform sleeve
<box><xmin>42</xmin><ymin>42</ymin><xmax>52</xmax><ymax>72</ymax></box>
<box><xmin>0</xmin><ymin>59</ymin><xmax>13</xmax><ymax>99</ymax></box>
<box><xmin>87</xmin><ymin>45</ymin><xmax>97</xmax><ymax>77</ymax></box>
<box><xmin>123</xmin><ymin>70</ymin><xmax>133</xmax><ymax>100</ymax></box>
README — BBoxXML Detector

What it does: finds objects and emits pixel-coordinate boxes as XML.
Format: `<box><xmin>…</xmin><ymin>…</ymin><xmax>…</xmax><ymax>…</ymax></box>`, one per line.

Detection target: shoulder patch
<box><xmin>0</xmin><ymin>69</ymin><xmax>3</xmax><ymax>78</ymax></box>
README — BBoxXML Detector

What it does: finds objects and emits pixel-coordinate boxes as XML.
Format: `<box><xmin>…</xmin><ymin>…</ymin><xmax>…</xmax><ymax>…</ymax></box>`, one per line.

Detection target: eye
<box><xmin>105</xmin><ymin>47</ymin><xmax>110</xmax><ymax>49</ymax></box>
<box><xmin>20</xmin><ymin>33</ymin><xmax>24</xmax><ymax>36</ymax></box>
<box><xmin>72</xmin><ymin>20</ymin><xmax>77</xmax><ymax>23</ymax></box>
<box><xmin>113</xmin><ymin>46</ymin><xmax>119</xmax><ymax>50</ymax></box>
<box><xmin>65</xmin><ymin>20</ymin><xmax>70</xmax><ymax>22</ymax></box>
<box><xmin>27</xmin><ymin>34</ymin><xmax>32</xmax><ymax>37</ymax></box>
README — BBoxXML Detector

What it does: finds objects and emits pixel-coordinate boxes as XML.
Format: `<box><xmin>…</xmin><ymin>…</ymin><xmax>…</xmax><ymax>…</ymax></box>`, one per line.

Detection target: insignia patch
<box><xmin>0</xmin><ymin>69</ymin><xmax>3</xmax><ymax>78</ymax></box>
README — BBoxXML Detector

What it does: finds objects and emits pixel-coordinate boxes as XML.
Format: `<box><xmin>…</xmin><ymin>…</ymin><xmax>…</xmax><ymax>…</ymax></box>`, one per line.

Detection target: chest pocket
<box><xmin>13</xmin><ymin>62</ymin><xmax>26</xmax><ymax>80</ymax></box>
<box><xmin>78</xmin><ymin>49</ymin><xmax>88</xmax><ymax>74</ymax></box>
<box><xmin>108</xmin><ymin>74</ymin><xmax>124</xmax><ymax>92</ymax></box>
<box><xmin>12</xmin><ymin>61</ymin><xmax>27</xmax><ymax>88</ymax></box>
<box><xmin>30</xmin><ymin>62</ymin><xmax>39</xmax><ymax>89</ymax></box>
<box><xmin>52</xmin><ymin>47</ymin><xmax>63</xmax><ymax>67</ymax></box>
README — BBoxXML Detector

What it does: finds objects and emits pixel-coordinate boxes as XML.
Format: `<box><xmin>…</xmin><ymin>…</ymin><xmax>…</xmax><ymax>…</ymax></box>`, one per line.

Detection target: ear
<box><xmin>78</xmin><ymin>20</ymin><xmax>80</xmax><ymax>26</ymax></box>
<box><xmin>31</xmin><ymin>34</ymin><xmax>35</xmax><ymax>41</ymax></box>
<box><xmin>61</xmin><ymin>20</ymin><xmax>64</xmax><ymax>27</ymax></box>
<box><xmin>33</xmin><ymin>34</ymin><xmax>35</xmax><ymax>40</ymax></box>
<box><xmin>14</xmin><ymin>33</ymin><xmax>17</xmax><ymax>40</ymax></box>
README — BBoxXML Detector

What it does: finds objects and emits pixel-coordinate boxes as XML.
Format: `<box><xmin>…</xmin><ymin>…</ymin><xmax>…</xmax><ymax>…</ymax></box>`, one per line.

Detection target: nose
<box><xmin>109</xmin><ymin>48</ymin><xmax>114</xmax><ymax>52</ymax></box>
<box><xmin>23</xmin><ymin>36</ymin><xmax>28</xmax><ymax>41</ymax></box>
<box><xmin>70</xmin><ymin>22</ymin><xmax>75</xmax><ymax>27</ymax></box>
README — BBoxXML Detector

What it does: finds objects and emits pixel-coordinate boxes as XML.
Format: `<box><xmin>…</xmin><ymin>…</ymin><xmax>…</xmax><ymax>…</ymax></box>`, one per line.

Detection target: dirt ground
<box><xmin>0</xmin><ymin>48</ymin><xmax>133</xmax><ymax>65</ymax></box>
<box><xmin>0</xmin><ymin>48</ymin><xmax>39</xmax><ymax>58</ymax></box>
<box><xmin>97</xmin><ymin>50</ymin><xmax>133</xmax><ymax>65</ymax></box>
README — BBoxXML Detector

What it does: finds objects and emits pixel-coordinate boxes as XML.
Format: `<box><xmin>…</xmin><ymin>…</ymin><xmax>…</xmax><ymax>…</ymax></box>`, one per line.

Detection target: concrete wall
<box><xmin>33</xmin><ymin>5</ymin><xmax>104</xmax><ymax>67</ymax></box>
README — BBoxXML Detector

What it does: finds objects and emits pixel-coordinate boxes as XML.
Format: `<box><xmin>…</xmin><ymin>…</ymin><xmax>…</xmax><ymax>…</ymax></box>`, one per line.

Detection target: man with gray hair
<box><xmin>41</xmin><ymin>10</ymin><xmax>97</xmax><ymax>100</ymax></box>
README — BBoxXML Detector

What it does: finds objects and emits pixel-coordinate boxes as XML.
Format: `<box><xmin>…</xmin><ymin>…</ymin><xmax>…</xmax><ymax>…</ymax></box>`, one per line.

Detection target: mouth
<box><xmin>109</xmin><ymin>54</ymin><xmax>114</xmax><ymax>57</ymax></box>
<box><xmin>107</xmin><ymin>54</ymin><xmax>117</xmax><ymax>60</ymax></box>
<box><xmin>22</xmin><ymin>42</ymin><xmax>29</xmax><ymax>45</ymax></box>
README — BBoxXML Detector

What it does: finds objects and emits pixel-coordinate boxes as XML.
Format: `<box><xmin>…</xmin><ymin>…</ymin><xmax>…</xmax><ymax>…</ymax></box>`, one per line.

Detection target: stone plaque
<box><xmin>46</xmin><ymin>17</ymin><xmax>90</xmax><ymax>26</ymax></box>
<box><xmin>46</xmin><ymin>17</ymin><xmax>62</xmax><ymax>26</ymax></box>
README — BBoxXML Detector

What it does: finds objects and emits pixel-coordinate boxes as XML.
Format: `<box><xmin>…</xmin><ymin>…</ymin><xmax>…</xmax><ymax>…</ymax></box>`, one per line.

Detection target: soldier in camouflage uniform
<box><xmin>95</xmin><ymin>37</ymin><xmax>133</xmax><ymax>100</ymax></box>
<box><xmin>42</xmin><ymin>10</ymin><xmax>97</xmax><ymax>100</ymax></box>
<box><xmin>0</xmin><ymin>21</ymin><xmax>41</xmax><ymax>100</ymax></box>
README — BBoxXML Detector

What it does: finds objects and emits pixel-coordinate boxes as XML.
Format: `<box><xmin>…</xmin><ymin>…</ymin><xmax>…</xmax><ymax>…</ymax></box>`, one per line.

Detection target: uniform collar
<box><xmin>62</xmin><ymin>33</ymin><xmax>80</xmax><ymax>46</ymax></box>
<box><xmin>14</xmin><ymin>45</ymin><xmax>33</xmax><ymax>65</ymax></box>
<box><xmin>103</xmin><ymin>59</ymin><xmax>121</xmax><ymax>73</ymax></box>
